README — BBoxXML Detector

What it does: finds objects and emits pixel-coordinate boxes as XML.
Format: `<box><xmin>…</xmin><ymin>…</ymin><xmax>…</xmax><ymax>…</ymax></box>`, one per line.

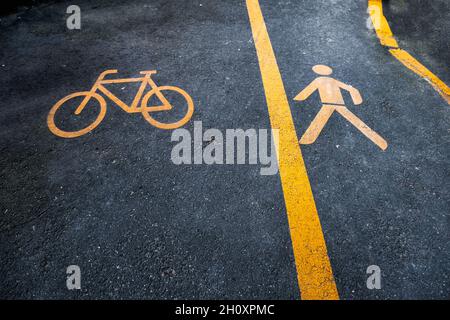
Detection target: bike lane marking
<box><xmin>47</xmin><ymin>70</ymin><xmax>195</xmax><ymax>138</ymax></box>
<box><xmin>246</xmin><ymin>0</ymin><xmax>339</xmax><ymax>300</ymax></box>
<box><xmin>368</xmin><ymin>0</ymin><xmax>450</xmax><ymax>104</ymax></box>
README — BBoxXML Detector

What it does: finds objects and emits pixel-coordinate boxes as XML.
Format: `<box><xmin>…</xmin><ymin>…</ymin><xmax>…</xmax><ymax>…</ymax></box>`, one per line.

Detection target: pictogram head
<box><xmin>312</xmin><ymin>65</ymin><xmax>333</xmax><ymax>76</ymax></box>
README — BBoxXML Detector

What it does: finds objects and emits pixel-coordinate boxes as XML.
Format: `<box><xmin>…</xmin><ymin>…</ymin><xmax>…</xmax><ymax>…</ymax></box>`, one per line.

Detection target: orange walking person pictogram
<box><xmin>294</xmin><ymin>65</ymin><xmax>388</xmax><ymax>150</ymax></box>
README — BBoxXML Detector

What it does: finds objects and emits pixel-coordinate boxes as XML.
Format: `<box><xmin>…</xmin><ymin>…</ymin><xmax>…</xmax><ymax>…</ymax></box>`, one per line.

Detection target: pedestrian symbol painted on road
<box><xmin>48</xmin><ymin>70</ymin><xmax>194</xmax><ymax>138</ymax></box>
<box><xmin>294</xmin><ymin>65</ymin><xmax>388</xmax><ymax>150</ymax></box>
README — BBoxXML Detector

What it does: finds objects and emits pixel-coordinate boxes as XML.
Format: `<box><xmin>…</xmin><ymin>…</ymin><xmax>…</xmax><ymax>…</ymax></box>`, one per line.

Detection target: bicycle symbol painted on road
<box><xmin>47</xmin><ymin>70</ymin><xmax>194</xmax><ymax>138</ymax></box>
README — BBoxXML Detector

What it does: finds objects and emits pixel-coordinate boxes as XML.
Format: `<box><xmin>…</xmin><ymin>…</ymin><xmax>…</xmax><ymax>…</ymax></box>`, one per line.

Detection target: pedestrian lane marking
<box><xmin>294</xmin><ymin>65</ymin><xmax>388</xmax><ymax>150</ymax></box>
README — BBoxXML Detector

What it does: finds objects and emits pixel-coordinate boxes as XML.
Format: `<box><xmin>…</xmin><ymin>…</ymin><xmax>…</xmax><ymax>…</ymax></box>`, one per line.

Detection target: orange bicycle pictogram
<box><xmin>47</xmin><ymin>70</ymin><xmax>194</xmax><ymax>138</ymax></box>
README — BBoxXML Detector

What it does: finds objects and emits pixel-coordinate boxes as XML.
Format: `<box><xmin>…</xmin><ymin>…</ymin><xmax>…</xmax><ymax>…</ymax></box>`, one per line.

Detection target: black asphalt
<box><xmin>384</xmin><ymin>0</ymin><xmax>449</xmax><ymax>84</ymax></box>
<box><xmin>0</xmin><ymin>0</ymin><xmax>449</xmax><ymax>299</ymax></box>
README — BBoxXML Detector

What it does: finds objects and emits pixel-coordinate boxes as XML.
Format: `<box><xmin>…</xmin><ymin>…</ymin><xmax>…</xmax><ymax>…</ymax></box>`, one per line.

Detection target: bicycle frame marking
<box><xmin>76</xmin><ymin>70</ymin><xmax>171</xmax><ymax>114</ymax></box>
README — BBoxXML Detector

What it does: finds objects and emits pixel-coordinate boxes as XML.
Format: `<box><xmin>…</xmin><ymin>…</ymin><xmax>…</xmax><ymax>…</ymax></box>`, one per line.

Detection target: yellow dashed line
<box><xmin>368</xmin><ymin>0</ymin><xmax>450</xmax><ymax>104</ymax></box>
<box><xmin>246</xmin><ymin>0</ymin><xmax>339</xmax><ymax>300</ymax></box>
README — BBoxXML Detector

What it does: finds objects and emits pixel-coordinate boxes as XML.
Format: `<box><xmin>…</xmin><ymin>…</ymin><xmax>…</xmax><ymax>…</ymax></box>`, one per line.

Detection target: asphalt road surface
<box><xmin>0</xmin><ymin>0</ymin><xmax>448</xmax><ymax>299</ymax></box>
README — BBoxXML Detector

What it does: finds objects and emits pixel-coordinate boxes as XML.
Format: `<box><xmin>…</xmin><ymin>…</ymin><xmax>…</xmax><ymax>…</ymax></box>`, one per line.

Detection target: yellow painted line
<box><xmin>368</xmin><ymin>0</ymin><xmax>398</xmax><ymax>48</ymax></box>
<box><xmin>368</xmin><ymin>0</ymin><xmax>450</xmax><ymax>104</ymax></box>
<box><xmin>389</xmin><ymin>49</ymin><xmax>450</xmax><ymax>104</ymax></box>
<box><xmin>246</xmin><ymin>0</ymin><xmax>339</xmax><ymax>300</ymax></box>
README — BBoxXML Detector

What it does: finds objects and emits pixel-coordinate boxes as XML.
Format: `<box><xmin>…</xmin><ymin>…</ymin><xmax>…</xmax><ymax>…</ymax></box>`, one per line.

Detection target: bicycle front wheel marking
<box><xmin>48</xmin><ymin>91</ymin><xmax>107</xmax><ymax>138</ymax></box>
<box><xmin>141</xmin><ymin>86</ymin><xmax>194</xmax><ymax>130</ymax></box>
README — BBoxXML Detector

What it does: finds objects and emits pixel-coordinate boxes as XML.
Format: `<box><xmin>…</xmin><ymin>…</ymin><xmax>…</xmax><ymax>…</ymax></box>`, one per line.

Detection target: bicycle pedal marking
<box><xmin>47</xmin><ymin>69</ymin><xmax>194</xmax><ymax>138</ymax></box>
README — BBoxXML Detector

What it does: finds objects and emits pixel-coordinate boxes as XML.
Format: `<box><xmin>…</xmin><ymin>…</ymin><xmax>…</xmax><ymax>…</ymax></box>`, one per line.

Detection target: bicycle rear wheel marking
<box><xmin>141</xmin><ymin>86</ymin><xmax>194</xmax><ymax>130</ymax></box>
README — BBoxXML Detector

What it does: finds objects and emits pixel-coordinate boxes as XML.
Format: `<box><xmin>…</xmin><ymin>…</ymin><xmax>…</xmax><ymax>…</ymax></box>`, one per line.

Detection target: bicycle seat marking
<box><xmin>47</xmin><ymin>70</ymin><xmax>194</xmax><ymax>138</ymax></box>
